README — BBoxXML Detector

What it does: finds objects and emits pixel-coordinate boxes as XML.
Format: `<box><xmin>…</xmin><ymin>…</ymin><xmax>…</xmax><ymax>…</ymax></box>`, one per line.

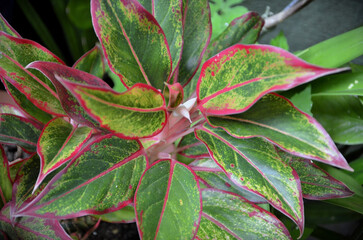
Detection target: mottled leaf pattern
<box><xmin>197</xmin><ymin>44</ymin><xmax>347</xmax><ymax>115</ymax></box>
<box><xmin>0</xmin><ymin>146</ymin><xmax>12</xmax><ymax>207</ymax></box>
<box><xmin>91</xmin><ymin>0</ymin><xmax>172</xmax><ymax>89</ymax></box>
<box><xmin>73</xmin><ymin>44</ymin><xmax>106</xmax><ymax>79</ymax></box>
<box><xmin>177</xmin><ymin>132</ymin><xmax>209</xmax><ymax>159</ymax></box>
<box><xmin>135</xmin><ymin>159</ymin><xmax>201</xmax><ymax>240</ymax></box>
<box><xmin>207</xmin><ymin>93</ymin><xmax>352</xmax><ymax>170</ymax></box>
<box><xmin>195</xmin><ymin>124</ymin><xmax>304</xmax><ymax>233</ymax></box>
<box><xmin>197</xmin><ymin>189</ymin><xmax>291</xmax><ymax>240</ymax></box>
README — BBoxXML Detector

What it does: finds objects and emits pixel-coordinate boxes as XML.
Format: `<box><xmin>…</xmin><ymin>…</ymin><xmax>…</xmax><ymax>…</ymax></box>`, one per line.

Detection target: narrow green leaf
<box><xmin>97</xmin><ymin>205</ymin><xmax>135</xmax><ymax>223</ymax></box>
<box><xmin>270</xmin><ymin>30</ymin><xmax>289</xmax><ymax>51</ymax></box>
<box><xmin>0</xmin><ymin>204</ymin><xmax>72</xmax><ymax>239</ymax></box>
<box><xmin>207</xmin><ymin>93</ymin><xmax>352</xmax><ymax>170</ymax></box>
<box><xmin>73</xmin><ymin>44</ymin><xmax>106</xmax><ymax>79</ymax></box>
<box><xmin>0</xmin><ymin>14</ymin><xmax>21</xmax><ymax>37</ymax></box>
<box><xmin>68</xmin><ymin>83</ymin><xmax>167</xmax><ymax>139</ymax></box>
<box><xmin>197</xmin><ymin>44</ymin><xmax>347</xmax><ymax>115</ymax></box>
<box><xmin>67</xmin><ymin>0</ymin><xmax>93</xmax><ymax>29</ymax></box>
<box><xmin>18</xmin><ymin>134</ymin><xmax>147</xmax><ymax>218</ymax></box>
<box><xmin>178</xmin><ymin>0</ymin><xmax>211</xmax><ymax>86</ymax></box>
<box><xmin>312</xmin><ymin>95</ymin><xmax>363</xmax><ymax>145</ymax></box>
<box><xmin>297</xmin><ymin>26</ymin><xmax>363</xmax><ymax>68</ymax></box>
<box><xmin>197</xmin><ymin>189</ymin><xmax>291</xmax><ymax>240</ymax></box>
<box><xmin>195</xmin><ymin>124</ymin><xmax>304</xmax><ymax>233</ymax></box>
<box><xmin>135</xmin><ymin>159</ymin><xmax>201</xmax><ymax>240</ymax></box>
<box><xmin>349</xmin><ymin>158</ymin><xmax>363</xmax><ymax>184</ymax></box>
<box><xmin>278</xmin><ymin>151</ymin><xmax>353</xmax><ymax>200</ymax></box>
<box><xmin>35</xmin><ymin>117</ymin><xmax>93</xmax><ymax>191</ymax></box>
<box><xmin>0</xmin><ymin>114</ymin><xmax>42</xmax><ymax>152</ymax></box>
<box><xmin>311</xmin><ymin>72</ymin><xmax>363</xmax><ymax>96</ymax></box>
<box><xmin>91</xmin><ymin>0</ymin><xmax>172</xmax><ymax>89</ymax></box>
<box><xmin>0</xmin><ymin>146</ymin><xmax>12</xmax><ymax>207</ymax></box>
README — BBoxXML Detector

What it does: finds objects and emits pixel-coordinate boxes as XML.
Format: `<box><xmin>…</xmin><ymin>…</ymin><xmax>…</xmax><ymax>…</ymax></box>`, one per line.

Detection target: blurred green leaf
<box><xmin>312</xmin><ymin>96</ymin><xmax>363</xmax><ymax>144</ymax></box>
<box><xmin>297</xmin><ymin>26</ymin><xmax>363</xmax><ymax>68</ymax></box>
<box><xmin>349</xmin><ymin>158</ymin><xmax>363</xmax><ymax>185</ymax></box>
<box><xmin>350</xmin><ymin>63</ymin><xmax>363</xmax><ymax>73</ymax></box>
<box><xmin>270</xmin><ymin>30</ymin><xmax>289</xmax><ymax>51</ymax></box>
<box><xmin>67</xmin><ymin>0</ymin><xmax>93</xmax><ymax>29</ymax></box>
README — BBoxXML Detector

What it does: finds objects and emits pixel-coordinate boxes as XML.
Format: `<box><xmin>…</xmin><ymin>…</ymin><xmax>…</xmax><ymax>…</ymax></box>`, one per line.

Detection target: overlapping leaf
<box><xmin>195</xmin><ymin>124</ymin><xmax>304</xmax><ymax>234</ymax></box>
<box><xmin>0</xmin><ymin>204</ymin><xmax>71</xmax><ymax>240</ymax></box>
<box><xmin>0</xmin><ymin>14</ymin><xmax>21</xmax><ymax>37</ymax></box>
<box><xmin>207</xmin><ymin>93</ymin><xmax>352</xmax><ymax>170</ymax></box>
<box><xmin>197</xmin><ymin>44</ymin><xmax>348</xmax><ymax>115</ymax></box>
<box><xmin>177</xmin><ymin>132</ymin><xmax>209</xmax><ymax>159</ymax></box>
<box><xmin>0</xmin><ymin>146</ymin><xmax>12</xmax><ymax>207</ymax></box>
<box><xmin>278</xmin><ymin>151</ymin><xmax>353</xmax><ymax>200</ymax></box>
<box><xmin>0</xmin><ymin>103</ymin><xmax>23</xmax><ymax>116</ymax></box>
<box><xmin>178</xmin><ymin>0</ymin><xmax>211</xmax><ymax>86</ymax></box>
<box><xmin>164</xmin><ymin>82</ymin><xmax>184</xmax><ymax>108</ymax></box>
<box><xmin>197</xmin><ymin>189</ymin><xmax>291</xmax><ymax>240</ymax></box>
<box><xmin>73</xmin><ymin>44</ymin><xmax>106</xmax><ymax>79</ymax></box>
<box><xmin>91</xmin><ymin>0</ymin><xmax>172</xmax><ymax>89</ymax></box>
<box><xmin>35</xmin><ymin>117</ymin><xmax>93</xmax><ymax>191</ymax></box>
<box><xmin>27</xmin><ymin>61</ymin><xmax>111</xmax><ymax>128</ymax></box>
<box><xmin>17</xmin><ymin>134</ymin><xmax>147</xmax><ymax>218</ymax></box>
<box><xmin>135</xmin><ymin>159</ymin><xmax>201</xmax><ymax>240</ymax></box>
<box><xmin>0</xmin><ymin>114</ymin><xmax>42</xmax><ymax>152</ymax></box>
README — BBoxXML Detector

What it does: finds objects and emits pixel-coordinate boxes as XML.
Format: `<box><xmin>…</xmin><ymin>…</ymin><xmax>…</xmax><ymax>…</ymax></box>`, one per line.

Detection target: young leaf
<box><xmin>135</xmin><ymin>159</ymin><xmax>201</xmax><ymax>240</ymax></box>
<box><xmin>17</xmin><ymin>134</ymin><xmax>147</xmax><ymax>219</ymax></box>
<box><xmin>73</xmin><ymin>44</ymin><xmax>106</xmax><ymax>79</ymax></box>
<box><xmin>0</xmin><ymin>14</ymin><xmax>21</xmax><ymax>37</ymax></box>
<box><xmin>270</xmin><ymin>30</ymin><xmax>289</xmax><ymax>51</ymax></box>
<box><xmin>197</xmin><ymin>44</ymin><xmax>348</xmax><ymax>116</ymax></box>
<box><xmin>27</xmin><ymin>61</ymin><xmax>111</xmax><ymax>128</ymax></box>
<box><xmin>0</xmin><ymin>204</ymin><xmax>72</xmax><ymax>239</ymax></box>
<box><xmin>207</xmin><ymin>93</ymin><xmax>352</xmax><ymax>171</ymax></box>
<box><xmin>278</xmin><ymin>151</ymin><xmax>353</xmax><ymax>200</ymax></box>
<box><xmin>197</xmin><ymin>189</ymin><xmax>291</xmax><ymax>240</ymax></box>
<box><xmin>0</xmin><ymin>114</ymin><xmax>42</xmax><ymax>152</ymax></box>
<box><xmin>138</xmin><ymin>0</ymin><xmax>183</xmax><ymax>75</ymax></box>
<box><xmin>91</xmin><ymin>0</ymin><xmax>172</xmax><ymax>89</ymax></box>
<box><xmin>35</xmin><ymin>117</ymin><xmax>93</xmax><ymax>191</ymax></box>
<box><xmin>195</xmin><ymin>124</ymin><xmax>304</xmax><ymax>234</ymax></box>
<box><xmin>66</xmin><ymin>82</ymin><xmax>167</xmax><ymax>139</ymax></box>
<box><xmin>164</xmin><ymin>82</ymin><xmax>184</xmax><ymax>108</ymax></box>
<box><xmin>312</xmin><ymin>95</ymin><xmax>363</xmax><ymax>145</ymax></box>
<box><xmin>178</xmin><ymin>0</ymin><xmax>211</xmax><ymax>86</ymax></box>
<box><xmin>0</xmin><ymin>146</ymin><xmax>12</xmax><ymax>207</ymax></box>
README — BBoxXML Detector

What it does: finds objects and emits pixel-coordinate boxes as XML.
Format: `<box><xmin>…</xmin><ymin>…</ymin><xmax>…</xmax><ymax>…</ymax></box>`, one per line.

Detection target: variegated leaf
<box><xmin>73</xmin><ymin>44</ymin><xmax>106</xmax><ymax>79</ymax></box>
<box><xmin>0</xmin><ymin>146</ymin><xmax>12</xmax><ymax>207</ymax></box>
<box><xmin>135</xmin><ymin>159</ymin><xmax>201</xmax><ymax>240</ymax></box>
<box><xmin>207</xmin><ymin>93</ymin><xmax>352</xmax><ymax>171</ymax></box>
<box><xmin>197</xmin><ymin>44</ymin><xmax>348</xmax><ymax>115</ymax></box>
<box><xmin>195</xmin><ymin>124</ymin><xmax>304</xmax><ymax>234</ymax></box>
<box><xmin>177</xmin><ymin>132</ymin><xmax>209</xmax><ymax>159</ymax></box>
<box><xmin>0</xmin><ymin>14</ymin><xmax>21</xmax><ymax>37</ymax></box>
<box><xmin>91</xmin><ymin>0</ymin><xmax>172</xmax><ymax>89</ymax></box>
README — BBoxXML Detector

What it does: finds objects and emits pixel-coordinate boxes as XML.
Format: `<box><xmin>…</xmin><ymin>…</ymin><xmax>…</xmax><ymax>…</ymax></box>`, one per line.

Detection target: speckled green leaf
<box><xmin>197</xmin><ymin>189</ymin><xmax>291</xmax><ymax>240</ymax></box>
<box><xmin>0</xmin><ymin>14</ymin><xmax>21</xmax><ymax>37</ymax></box>
<box><xmin>68</xmin><ymin>82</ymin><xmax>167</xmax><ymax>139</ymax></box>
<box><xmin>35</xmin><ymin>117</ymin><xmax>93</xmax><ymax>191</ymax></box>
<box><xmin>278</xmin><ymin>151</ymin><xmax>353</xmax><ymax>200</ymax></box>
<box><xmin>138</xmin><ymin>0</ymin><xmax>183</xmax><ymax>75</ymax></box>
<box><xmin>73</xmin><ymin>44</ymin><xmax>106</xmax><ymax>79</ymax></box>
<box><xmin>18</xmin><ymin>134</ymin><xmax>147</xmax><ymax>218</ymax></box>
<box><xmin>197</xmin><ymin>44</ymin><xmax>347</xmax><ymax>115</ymax></box>
<box><xmin>195</xmin><ymin>124</ymin><xmax>304</xmax><ymax>234</ymax></box>
<box><xmin>0</xmin><ymin>53</ymin><xmax>66</xmax><ymax>116</ymax></box>
<box><xmin>206</xmin><ymin>12</ymin><xmax>264</xmax><ymax>59</ymax></box>
<box><xmin>91</xmin><ymin>0</ymin><xmax>172</xmax><ymax>89</ymax></box>
<box><xmin>0</xmin><ymin>204</ymin><xmax>71</xmax><ymax>240</ymax></box>
<box><xmin>207</xmin><ymin>93</ymin><xmax>352</xmax><ymax>171</ymax></box>
<box><xmin>191</xmin><ymin>158</ymin><xmax>266</xmax><ymax>204</ymax></box>
<box><xmin>135</xmin><ymin>159</ymin><xmax>201</xmax><ymax>240</ymax></box>
<box><xmin>0</xmin><ymin>103</ymin><xmax>23</xmax><ymax>116</ymax></box>
<box><xmin>0</xmin><ymin>114</ymin><xmax>42</xmax><ymax>152</ymax></box>
<box><xmin>178</xmin><ymin>0</ymin><xmax>211</xmax><ymax>86</ymax></box>
<box><xmin>177</xmin><ymin>132</ymin><xmax>209</xmax><ymax>159</ymax></box>
<box><xmin>0</xmin><ymin>146</ymin><xmax>12</xmax><ymax>207</ymax></box>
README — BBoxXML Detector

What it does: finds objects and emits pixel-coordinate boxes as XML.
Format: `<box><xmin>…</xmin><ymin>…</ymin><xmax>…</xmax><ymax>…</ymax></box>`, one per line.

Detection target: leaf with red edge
<box><xmin>195</xmin><ymin>124</ymin><xmax>304</xmax><ymax>235</ymax></box>
<box><xmin>0</xmin><ymin>204</ymin><xmax>72</xmax><ymax>240</ymax></box>
<box><xmin>197</xmin><ymin>44</ymin><xmax>348</xmax><ymax>115</ymax></box>
<box><xmin>135</xmin><ymin>159</ymin><xmax>201</xmax><ymax>240</ymax></box>
<box><xmin>278</xmin><ymin>150</ymin><xmax>353</xmax><ymax>200</ymax></box>
<box><xmin>73</xmin><ymin>44</ymin><xmax>106</xmax><ymax>79</ymax></box>
<box><xmin>178</xmin><ymin>0</ymin><xmax>211</xmax><ymax>86</ymax></box>
<box><xmin>207</xmin><ymin>93</ymin><xmax>352</xmax><ymax>171</ymax></box>
<box><xmin>91</xmin><ymin>0</ymin><xmax>172</xmax><ymax>90</ymax></box>
<box><xmin>0</xmin><ymin>103</ymin><xmax>24</xmax><ymax>116</ymax></box>
<box><xmin>0</xmin><ymin>145</ymin><xmax>12</xmax><ymax>207</ymax></box>
<box><xmin>0</xmin><ymin>14</ymin><xmax>21</xmax><ymax>37</ymax></box>
<box><xmin>34</xmin><ymin>117</ymin><xmax>93</xmax><ymax>191</ymax></box>
<box><xmin>27</xmin><ymin>61</ymin><xmax>111</xmax><ymax>128</ymax></box>
<box><xmin>164</xmin><ymin>82</ymin><xmax>184</xmax><ymax>108</ymax></box>
<box><xmin>197</xmin><ymin>189</ymin><xmax>292</xmax><ymax>240</ymax></box>
<box><xmin>0</xmin><ymin>114</ymin><xmax>42</xmax><ymax>152</ymax></box>
<box><xmin>177</xmin><ymin>132</ymin><xmax>209</xmax><ymax>159</ymax></box>
<box><xmin>138</xmin><ymin>0</ymin><xmax>183</xmax><ymax>76</ymax></box>
<box><xmin>15</xmin><ymin>134</ymin><xmax>147</xmax><ymax>219</ymax></box>
<box><xmin>64</xmin><ymin>82</ymin><xmax>167</xmax><ymax>139</ymax></box>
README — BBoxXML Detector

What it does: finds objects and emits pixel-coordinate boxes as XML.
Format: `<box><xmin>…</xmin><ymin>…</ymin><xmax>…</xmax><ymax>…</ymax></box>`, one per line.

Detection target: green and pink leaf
<box><xmin>0</xmin><ymin>146</ymin><xmax>12</xmax><ymax>207</ymax></box>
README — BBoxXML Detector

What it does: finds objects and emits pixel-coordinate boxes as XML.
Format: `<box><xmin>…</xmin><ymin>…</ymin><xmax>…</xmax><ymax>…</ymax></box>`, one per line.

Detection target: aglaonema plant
<box><xmin>0</xmin><ymin>0</ymin><xmax>356</xmax><ymax>239</ymax></box>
